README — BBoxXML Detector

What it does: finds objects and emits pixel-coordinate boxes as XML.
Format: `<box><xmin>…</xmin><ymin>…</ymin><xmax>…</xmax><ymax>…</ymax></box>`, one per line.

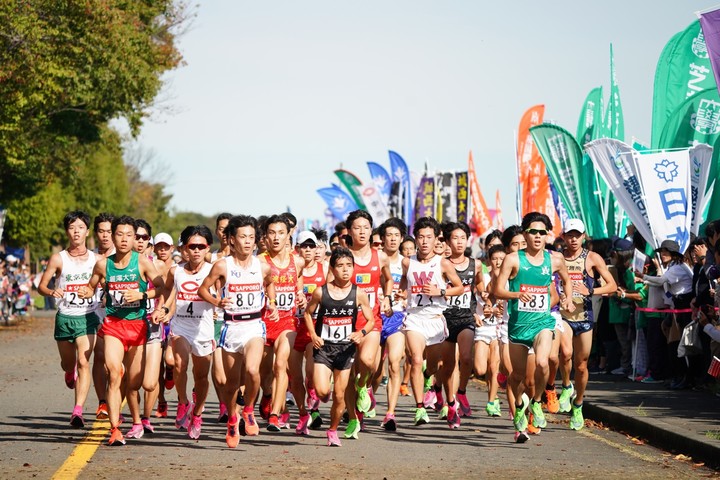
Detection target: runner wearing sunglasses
<box><xmin>557</xmin><ymin>219</ymin><xmax>616</xmax><ymax>431</ymax></box>
<box><xmin>492</xmin><ymin>212</ymin><xmax>574</xmax><ymax>443</ymax></box>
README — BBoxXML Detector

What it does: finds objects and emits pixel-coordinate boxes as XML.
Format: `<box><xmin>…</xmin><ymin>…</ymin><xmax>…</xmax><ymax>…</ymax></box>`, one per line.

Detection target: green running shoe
<box><xmin>344</xmin><ymin>418</ymin><xmax>361</xmax><ymax>439</ymax></box>
<box><xmin>366</xmin><ymin>408</ymin><xmax>376</xmax><ymax>418</ymax></box>
<box><xmin>438</xmin><ymin>405</ymin><xmax>448</xmax><ymax>420</ymax></box>
<box><xmin>530</xmin><ymin>401</ymin><xmax>547</xmax><ymax>429</ymax></box>
<box><xmin>310</xmin><ymin>411</ymin><xmax>323</xmax><ymax>430</ymax></box>
<box><xmin>512</xmin><ymin>393</ymin><xmax>529</xmax><ymax>432</ymax></box>
<box><xmin>569</xmin><ymin>404</ymin><xmax>584</xmax><ymax>431</ymax></box>
<box><xmin>558</xmin><ymin>383</ymin><xmax>575</xmax><ymax>413</ymax></box>
<box><xmin>414</xmin><ymin>407</ymin><xmax>430</xmax><ymax>426</ymax></box>
<box><xmin>356</xmin><ymin>385</ymin><xmax>372</xmax><ymax>413</ymax></box>
<box><xmin>423</xmin><ymin>376</ymin><xmax>433</xmax><ymax>393</ymax></box>
<box><xmin>485</xmin><ymin>399</ymin><xmax>501</xmax><ymax>417</ymax></box>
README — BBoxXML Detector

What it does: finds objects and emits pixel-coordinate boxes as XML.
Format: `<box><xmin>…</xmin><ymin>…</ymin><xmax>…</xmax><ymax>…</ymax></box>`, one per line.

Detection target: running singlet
<box><xmin>444</xmin><ymin>257</ymin><xmax>477</xmax><ymax>324</ymax></box>
<box><xmin>105</xmin><ymin>250</ymin><xmax>147</xmax><ymax>320</ymax></box>
<box><xmin>388</xmin><ymin>254</ymin><xmax>405</xmax><ymax>314</ymax></box>
<box><xmin>56</xmin><ymin>250</ymin><xmax>97</xmax><ymax>316</ymax></box>
<box><xmin>174</xmin><ymin>262</ymin><xmax>214</xmax><ymax>327</ymax></box>
<box><xmin>262</xmin><ymin>252</ymin><xmax>298</xmax><ymax>316</ymax></box>
<box><xmin>508</xmin><ymin>250</ymin><xmax>552</xmax><ymax>325</ymax></box>
<box><xmin>222</xmin><ymin>256</ymin><xmax>265</xmax><ymax>320</ymax></box>
<box><xmin>560</xmin><ymin>249</ymin><xmax>593</xmax><ymax>322</ymax></box>
<box><xmin>315</xmin><ymin>284</ymin><xmax>359</xmax><ymax>344</ymax></box>
<box><xmin>297</xmin><ymin>263</ymin><xmax>326</xmax><ymax>320</ymax></box>
<box><xmin>406</xmin><ymin>255</ymin><xmax>447</xmax><ymax>316</ymax></box>
<box><xmin>351</xmin><ymin>248</ymin><xmax>382</xmax><ymax>328</ymax></box>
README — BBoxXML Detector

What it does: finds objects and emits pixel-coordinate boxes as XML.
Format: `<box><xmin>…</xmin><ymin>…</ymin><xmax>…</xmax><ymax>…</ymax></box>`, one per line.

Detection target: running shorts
<box><xmin>54</xmin><ymin>311</ymin><xmax>100</xmax><ymax>342</ymax></box>
<box><xmin>313</xmin><ymin>342</ymin><xmax>357</xmax><ymax>371</ymax></box>
<box><xmin>264</xmin><ymin>312</ymin><xmax>296</xmax><ymax>346</ymax></box>
<box><xmin>99</xmin><ymin>316</ymin><xmax>147</xmax><ymax>351</ymax></box>
<box><xmin>474</xmin><ymin>323</ymin><xmax>498</xmax><ymax>345</ymax></box>
<box><xmin>403</xmin><ymin>313</ymin><xmax>447</xmax><ymax>346</ymax></box>
<box><xmin>381</xmin><ymin>311</ymin><xmax>405</xmax><ymax>345</ymax></box>
<box><xmin>221</xmin><ymin>319</ymin><xmax>266</xmax><ymax>354</ymax></box>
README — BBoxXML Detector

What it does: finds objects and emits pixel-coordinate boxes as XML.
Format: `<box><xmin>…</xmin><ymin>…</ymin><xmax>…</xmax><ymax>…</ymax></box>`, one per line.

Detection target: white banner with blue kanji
<box><xmin>634</xmin><ymin>149</ymin><xmax>692</xmax><ymax>252</ymax></box>
<box><xmin>689</xmin><ymin>144</ymin><xmax>714</xmax><ymax>235</ymax></box>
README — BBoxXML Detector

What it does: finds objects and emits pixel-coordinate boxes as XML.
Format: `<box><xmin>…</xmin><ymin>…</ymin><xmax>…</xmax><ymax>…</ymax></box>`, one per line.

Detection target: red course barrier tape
<box><xmin>635</xmin><ymin>307</ymin><xmax>693</xmax><ymax>313</ymax></box>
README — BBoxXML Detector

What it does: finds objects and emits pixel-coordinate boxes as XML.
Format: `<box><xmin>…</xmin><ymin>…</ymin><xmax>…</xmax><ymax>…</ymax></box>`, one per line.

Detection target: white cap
<box><xmin>563</xmin><ymin>219</ymin><xmax>586</xmax><ymax>234</ymax></box>
<box><xmin>296</xmin><ymin>231</ymin><xmax>319</xmax><ymax>246</ymax></box>
<box><xmin>153</xmin><ymin>232</ymin><xmax>174</xmax><ymax>246</ymax></box>
<box><xmin>5</xmin><ymin>254</ymin><xmax>17</xmax><ymax>263</ymax></box>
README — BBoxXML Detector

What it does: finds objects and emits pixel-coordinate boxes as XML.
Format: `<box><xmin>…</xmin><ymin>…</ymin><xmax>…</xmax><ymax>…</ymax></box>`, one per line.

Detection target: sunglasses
<box><xmin>330</xmin><ymin>243</ymin><xmax>340</xmax><ymax>248</ymax></box>
<box><xmin>135</xmin><ymin>234</ymin><xmax>150</xmax><ymax>241</ymax></box>
<box><xmin>525</xmin><ymin>229</ymin><xmax>548</xmax><ymax>236</ymax></box>
<box><xmin>186</xmin><ymin>244</ymin><xmax>208</xmax><ymax>251</ymax></box>
<box><xmin>372</xmin><ymin>241</ymin><xmax>383</xmax><ymax>247</ymax></box>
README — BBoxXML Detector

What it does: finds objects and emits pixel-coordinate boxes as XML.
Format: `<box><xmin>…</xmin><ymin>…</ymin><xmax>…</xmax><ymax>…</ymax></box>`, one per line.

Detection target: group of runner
<box><xmin>40</xmin><ymin>208</ymin><xmax>616</xmax><ymax>447</ymax></box>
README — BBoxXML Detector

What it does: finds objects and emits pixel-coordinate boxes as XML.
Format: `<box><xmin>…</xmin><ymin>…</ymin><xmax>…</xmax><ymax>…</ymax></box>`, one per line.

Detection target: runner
<box><xmin>304</xmin><ymin>247</ymin><xmax>375</xmax><ymax>446</ymax></box>
<box><xmin>374</xmin><ymin>217</ymin><xmax>408</xmax><ymax>431</ymax></box>
<box><xmin>208</xmin><ymin>212</ymin><xmax>232</xmax><ymax>421</ymax></box>
<box><xmin>151</xmin><ymin>232</ymin><xmax>176</xmax><ymax>419</ymax></box>
<box><xmin>398</xmin><ymin>234</ymin><xmax>416</xmax><ymax>396</ymax></box>
<box><xmin>38</xmin><ymin>210</ymin><xmax>100</xmax><ymax>428</ymax></box>
<box><xmin>91</xmin><ymin>212</ymin><xmax>115</xmax><ymax>420</ymax></box>
<box><xmin>164</xmin><ymin>225</ymin><xmax>215</xmax><ymax>439</ymax></box>
<box><xmin>125</xmin><ymin>220</ymin><xmax>171</xmax><ymax>438</ymax></box>
<box><xmin>258</xmin><ymin>214</ymin><xmax>306</xmax><ymax>431</ymax></box>
<box><xmin>198</xmin><ymin>214</ymin><xmax>278</xmax><ymax>448</ymax></box>
<box><xmin>77</xmin><ymin>215</ymin><xmax>166</xmax><ymax>446</ymax></box>
<box><xmin>290</xmin><ymin>229</ymin><xmax>326</xmax><ymax>434</ymax></box>
<box><xmin>558</xmin><ymin>219</ymin><xmax>616</xmax><ymax>430</ymax></box>
<box><xmin>476</xmin><ymin>244</ymin><xmax>505</xmax><ymax>417</ymax></box>
<box><xmin>340</xmin><ymin>210</ymin><xmax>393</xmax><ymax>439</ymax></box>
<box><xmin>493</xmin><ymin>212</ymin><xmax>574</xmax><ymax>443</ymax></box>
<box><xmin>435</xmin><ymin>221</ymin><xmax>484</xmax><ymax>427</ymax></box>
<box><xmin>401</xmin><ymin>216</ymin><xmax>465</xmax><ymax>426</ymax></box>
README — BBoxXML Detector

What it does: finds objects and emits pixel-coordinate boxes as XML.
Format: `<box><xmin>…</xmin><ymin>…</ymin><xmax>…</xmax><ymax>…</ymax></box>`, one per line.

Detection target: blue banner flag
<box><xmin>317</xmin><ymin>184</ymin><xmax>358</xmax><ymax>222</ymax></box>
<box><xmin>367</xmin><ymin>162</ymin><xmax>392</xmax><ymax>206</ymax></box>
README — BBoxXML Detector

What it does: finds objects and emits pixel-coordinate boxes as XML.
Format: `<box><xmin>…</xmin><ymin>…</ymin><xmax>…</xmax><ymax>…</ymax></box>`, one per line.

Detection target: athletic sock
<box><xmin>457</xmin><ymin>389</ymin><xmax>466</xmax><ymax>395</ymax></box>
<box><xmin>546</xmin><ymin>384</ymin><xmax>554</xmax><ymax>391</ymax></box>
<box><xmin>416</xmin><ymin>402</ymin><xmax>424</xmax><ymax>409</ymax></box>
<box><xmin>433</xmin><ymin>384</ymin><xmax>442</xmax><ymax>393</ymax></box>
<box><xmin>448</xmin><ymin>400</ymin><xmax>455</xmax><ymax>407</ymax></box>
<box><xmin>243</xmin><ymin>405</ymin><xmax>253</xmax><ymax>414</ymax></box>
<box><xmin>423</xmin><ymin>371</ymin><xmax>431</xmax><ymax>380</ymax></box>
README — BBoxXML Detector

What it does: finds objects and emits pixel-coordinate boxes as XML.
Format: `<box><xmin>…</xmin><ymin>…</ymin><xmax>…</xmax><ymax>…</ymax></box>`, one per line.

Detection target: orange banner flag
<box><xmin>495</xmin><ymin>189</ymin><xmax>504</xmax><ymax>231</ymax></box>
<box><xmin>468</xmin><ymin>151</ymin><xmax>493</xmax><ymax>235</ymax></box>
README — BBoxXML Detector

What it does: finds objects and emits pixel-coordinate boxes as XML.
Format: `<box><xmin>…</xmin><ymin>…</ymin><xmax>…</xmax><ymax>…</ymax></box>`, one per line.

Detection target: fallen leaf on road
<box><xmin>692</xmin><ymin>462</ymin><xmax>705</xmax><ymax>468</ymax></box>
<box><xmin>23</xmin><ymin>463</ymin><xmax>30</xmax><ymax>467</ymax></box>
<box><xmin>630</xmin><ymin>437</ymin><xmax>644</xmax><ymax>445</ymax></box>
<box><xmin>674</xmin><ymin>454</ymin><xmax>692</xmax><ymax>461</ymax></box>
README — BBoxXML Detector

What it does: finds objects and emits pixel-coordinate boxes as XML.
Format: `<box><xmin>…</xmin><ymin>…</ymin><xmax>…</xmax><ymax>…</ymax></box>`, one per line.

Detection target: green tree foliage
<box><xmin>0</xmin><ymin>0</ymin><xmax>187</xmax><ymax>202</ymax></box>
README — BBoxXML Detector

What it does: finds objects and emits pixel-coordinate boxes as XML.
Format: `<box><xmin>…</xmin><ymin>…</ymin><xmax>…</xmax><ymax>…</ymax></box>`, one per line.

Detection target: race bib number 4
<box><xmin>518</xmin><ymin>284</ymin><xmax>548</xmax><ymax>313</ymax></box>
<box><xmin>321</xmin><ymin>316</ymin><xmax>352</xmax><ymax>342</ymax></box>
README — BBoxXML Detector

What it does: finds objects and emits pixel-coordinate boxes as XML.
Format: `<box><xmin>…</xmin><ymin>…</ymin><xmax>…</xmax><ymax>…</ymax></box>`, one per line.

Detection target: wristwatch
<box><xmin>361</xmin><ymin>329</ymin><xmax>368</xmax><ymax>336</ymax></box>
<box><xmin>162</xmin><ymin>306</ymin><xmax>170</xmax><ymax>315</ymax></box>
<box><xmin>142</xmin><ymin>292</ymin><xmax>148</xmax><ymax>302</ymax></box>
<box><xmin>440</xmin><ymin>288</ymin><xmax>446</xmax><ymax>297</ymax></box>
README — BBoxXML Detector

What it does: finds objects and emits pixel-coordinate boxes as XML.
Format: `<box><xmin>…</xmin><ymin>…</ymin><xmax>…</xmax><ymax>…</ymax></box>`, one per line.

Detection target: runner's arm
<box><xmin>263</xmin><ymin>262</ymin><xmax>279</xmax><ymax>322</ymax></box>
<box><xmin>78</xmin><ymin>258</ymin><xmax>106</xmax><ymax>299</ymax></box>
<box><xmin>552</xmin><ymin>253</ymin><xmax>575</xmax><ymax>312</ymax></box>
<box><xmin>493</xmin><ymin>253</ymin><xmax>524</xmax><ymax>301</ymax></box>
<box><xmin>305</xmin><ymin>286</ymin><xmax>323</xmax><ymax>348</ymax></box>
<box><xmin>198</xmin><ymin>261</ymin><xmax>231</xmax><ymax>309</ymax></box>
<box><xmin>589</xmin><ymin>252</ymin><xmax>617</xmax><ymax>295</ymax></box>
<box><xmin>439</xmin><ymin>259</ymin><xmax>465</xmax><ymax>297</ymax></box>
<box><xmin>379</xmin><ymin>250</ymin><xmax>394</xmax><ymax>316</ymax></box>
<box><xmin>350</xmin><ymin>288</ymin><xmax>374</xmax><ymax>344</ymax></box>
<box><xmin>37</xmin><ymin>253</ymin><xmax>63</xmax><ymax>298</ymax></box>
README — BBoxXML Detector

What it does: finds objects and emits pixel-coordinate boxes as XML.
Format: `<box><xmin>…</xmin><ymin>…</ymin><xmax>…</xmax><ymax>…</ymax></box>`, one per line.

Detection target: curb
<box><xmin>585</xmin><ymin>401</ymin><xmax>720</xmax><ymax>469</ymax></box>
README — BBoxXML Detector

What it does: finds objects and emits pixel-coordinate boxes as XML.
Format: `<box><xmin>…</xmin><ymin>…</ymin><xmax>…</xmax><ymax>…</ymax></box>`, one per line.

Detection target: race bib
<box><xmin>276</xmin><ymin>286</ymin><xmax>296</xmax><ymax>311</ymax></box>
<box><xmin>108</xmin><ymin>281</ymin><xmax>140</xmax><ymax>308</ymax></box>
<box><xmin>227</xmin><ymin>283</ymin><xmax>263</xmax><ymax>313</ymax></box>
<box><xmin>321</xmin><ymin>316</ymin><xmax>352</xmax><ymax>343</ymax></box>
<box><xmin>64</xmin><ymin>284</ymin><xmax>94</xmax><ymax>309</ymax></box>
<box><xmin>518</xmin><ymin>284</ymin><xmax>548</xmax><ymax>313</ymax></box>
<box><xmin>568</xmin><ymin>272</ymin><xmax>585</xmax><ymax>298</ymax></box>
<box><xmin>447</xmin><ymin>285</ymin><xmax>471</xmax><ymax>309</ymax></box>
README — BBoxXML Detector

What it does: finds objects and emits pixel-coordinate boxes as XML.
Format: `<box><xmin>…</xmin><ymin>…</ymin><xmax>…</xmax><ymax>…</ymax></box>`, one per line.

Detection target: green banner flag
<box><xmin>651</xmin><ymin>21</ymin><xmax>716</xmax><ymax>148</ymax></box>
<box><xmin>334</xmin><ymin>169</ymin><xmax>367</xmax><ymax>210</ymax></box>
<box><xmin>576</xmin><ymin>86</ymin><xmax>604</xmax><ymax>147</ymax></box>
<box><xmin>530</xmin><ymin>124</ymin><xmax>607</xmax><ymax>237</ymax></box>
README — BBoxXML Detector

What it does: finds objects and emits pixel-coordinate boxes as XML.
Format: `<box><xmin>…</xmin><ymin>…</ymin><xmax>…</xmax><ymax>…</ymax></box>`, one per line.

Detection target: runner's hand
<box><xmin>217</xmin><ymin>297</ymin><xmax>234</xmax><ymax>309</ymax></box>
<box><xmin>122</xmin><ymin>289</ymin><xmax>142</xmax><ymax>302</ymax></box>
<box><xmin>52</xmin><ymin>288</ymin><xmax>65</xmax><ymax>299</ymax></box>
<box><xmin>349</xmin><ymin>331</ymin><xmax>364</xmax><ymax>344</ymax></box>
<box><xmin>474</xmin><ymin>313</ymin><xmax>484</xmax><ymax>327</ymax></box>
<box><xmin>561</xmin><ymin>297</ymin><xmax>575</xmax><ymax>312</ymax></box>
<box><xmin>311</xmin><ymin>334</ymin><xmax>324</xmax><ymax>349</ymax></box>
<box><xmin>382</xmin><ymin>296</ymin><xmax>393</xmax><ymax>316</ymax></box>
<box><xmin>296</xmin><ymin>292</ymin><xmax>307</xmax><ymax>310</ymax></box>
<box><xmin>266</xmin><ymin>303</ymin><xmax>279</xmax><ymax>322</ymax></box>
<box><xmin>150</xmin><ymin>308</ymin><xmax>164</xmax><ymax>325</ymax></box>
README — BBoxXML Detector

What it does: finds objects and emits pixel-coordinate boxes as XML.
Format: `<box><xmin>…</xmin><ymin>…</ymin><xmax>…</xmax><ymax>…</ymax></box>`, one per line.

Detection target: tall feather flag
<box><xmin>367</xmin><ymin>162</ymin><xmax>392</xmax><ymax>206</ymax></box>
<box><xmin>334</xmin><ymin>169</ymin><xmax>367</xmax><ymax>210</ymax></box>
<box><xmin>468</xmin><ymin>151</ymin><xmax>493</xmax><ymax>235</ymax></box>
<box><xmin>317</xmin><ymin>184</ymin><xmax>359</xmax><ymax>222</ymax></box>
<box><xmin>389</xmin><ymin>151</ymin><xmax>413</xmax><ymax>228</ymax></box>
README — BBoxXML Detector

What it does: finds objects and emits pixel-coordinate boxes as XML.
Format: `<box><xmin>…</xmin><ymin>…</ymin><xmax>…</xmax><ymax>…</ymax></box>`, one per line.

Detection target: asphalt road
<box><xmin>0</xmin><ymin>315</ymin><xmax>716</xmax><ymax>479</ymax></box>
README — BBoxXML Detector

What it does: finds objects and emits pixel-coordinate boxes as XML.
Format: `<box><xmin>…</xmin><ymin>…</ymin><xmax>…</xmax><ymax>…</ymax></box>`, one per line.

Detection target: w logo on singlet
<box><xmin>412</xmin><ymin>271</ymin><xmax>434</xmax><ymax>286</ymax></box>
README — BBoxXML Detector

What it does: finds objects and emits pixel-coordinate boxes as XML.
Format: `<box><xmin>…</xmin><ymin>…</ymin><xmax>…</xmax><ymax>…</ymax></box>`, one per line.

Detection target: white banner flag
<box><xmin>585</xmin><ymin>139</ymin><xmax>655</xmax><ymax>247</ymax></box>
<box><xmin>689</xmin><ymin>144</ymin><xmax>714</xmax><ymax>235</ymax></box>
<box><xmin>360</xmin><ymin>185</ymin><xmax>389</xmax><ymax>225</ymax></box>
<box><xmin>635</xmin><ymin>149</ymin><xmax>692</xmax><ymax>253</ymax></box>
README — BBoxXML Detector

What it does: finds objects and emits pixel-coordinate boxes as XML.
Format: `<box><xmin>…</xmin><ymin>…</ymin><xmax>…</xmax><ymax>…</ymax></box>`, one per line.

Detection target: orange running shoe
<box><xmin>108</xmin><ymin>427</ymin><xmax>125</xmax><ymax>446</ymax></box>
<box><xmin>527</xmin><ymin>413</ymin><xmax>541</xmax><ymax>435</ymax></box>
<box><xmin>226</xmin><ymin>417</ymin><xmax>240</xmax><ymax>448</ymax></box>
<box><xmin>155</xmin><ymin>401</ymin><xmax>168</xmax><ymax>418</ymax></box>
<box><xmin>545</xmin><ymin>389</ymin><xmax>559</xmax><ymax>414</ymax></box>
<box><xmin>242</xmin><ymin>409</ymin><xmax>260</xmax><ymax>436</ymax></box>
<box><xmin>96</xmin><ymin>402</ymin><xmax>109</xmax><ymax>420</ymax></box>
<box><xmin>399</xmin><ymin>384</ymin><xmax>411</xmax><ymax>396</ymax></box>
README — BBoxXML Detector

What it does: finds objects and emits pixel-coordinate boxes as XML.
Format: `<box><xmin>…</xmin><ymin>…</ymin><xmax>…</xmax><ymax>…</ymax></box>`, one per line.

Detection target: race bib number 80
<box><xmin>518</xmin><ymin>284</ymin><xmax>548</xmax><ymax>313</ymax></box>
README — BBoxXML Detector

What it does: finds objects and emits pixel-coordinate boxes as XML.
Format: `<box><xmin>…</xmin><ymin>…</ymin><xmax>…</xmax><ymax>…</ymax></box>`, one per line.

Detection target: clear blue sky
<box><xmin>131</xmin><ymin>0</ymin><xmax>714</xmax><ymax>224</ymax></box>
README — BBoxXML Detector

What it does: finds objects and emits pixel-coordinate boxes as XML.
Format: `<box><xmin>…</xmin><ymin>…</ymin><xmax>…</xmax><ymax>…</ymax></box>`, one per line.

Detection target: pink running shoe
<box><xmin>447</xmin><ymin>404</ymin><xmax>461</xmax><ymax>429</ymax></box>
<box><xmin>175</xmin><ymin>402</ymin><xmax>192</xmax><ymax>430</ymax></box>
<box><xmin>126</xmin><ymin>423</ymin><xmax>144</xmax><ymax>439</ymax></box>
<box><xmin>296</xmin><ymin>413</ymin><xmax>310</xmax><ymax>435</ymax></box>
<box><xmin>188</xmin><ymin>414</ymin><xmax>202</xmax><ymax>439</ymax></box>
<box><xmin>70</xmin><ymin>405</ymin><xmax>84</xmax><ymax>428</ymax></box>
<box><xmin>456</xmin><ymin>393</ymin><xmax>472</xmax><ymax>417</ymax></box>
<box><xmin>217</xmin><ymin>403</ymin><xmax>228</xmax><ymax>423</ymax></box>
<box><xmin>423</xmin><ymin>390</ymin><xmax>437</xmax><ymax>409</ymax></box>
<box><xmin>306</xmin><ymin>388</ymin><xmax>320</xmax><ymax>410</ymax></box>
<box><xmin>368</xmin><ymin>388</ymin><xmax>376</xmax><ymax>411</ymax></box>
<box><xmin>327</xmin><ymin>429</ymin><xmax>342</xmax><ymax>447</ymax></box>
<box><xmin>381</xmin><ymin>413</ymin><xmax>397</xmax><ymax>432</ymax></box>
<box><xmin>434</xmin><ymin>389</ymin><xmax>445</xmax><ymax>411</ymax></box>
<box><xmin>141</xmin><ymin>417</ymin><xmax>154</xmax><ymax>434</ymax></box>
<box><xmin>279</xmin><ymin>412</ymin><xmax>291</xmax><ymax>429</ymax></box>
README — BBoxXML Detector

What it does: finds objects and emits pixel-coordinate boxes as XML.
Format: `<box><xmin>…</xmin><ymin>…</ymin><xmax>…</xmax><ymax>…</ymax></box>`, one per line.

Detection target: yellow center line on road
<box><xmin>51</xmin><ymin>401</ymin><xmax>127</xmax><ymax>480</ymax></box>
